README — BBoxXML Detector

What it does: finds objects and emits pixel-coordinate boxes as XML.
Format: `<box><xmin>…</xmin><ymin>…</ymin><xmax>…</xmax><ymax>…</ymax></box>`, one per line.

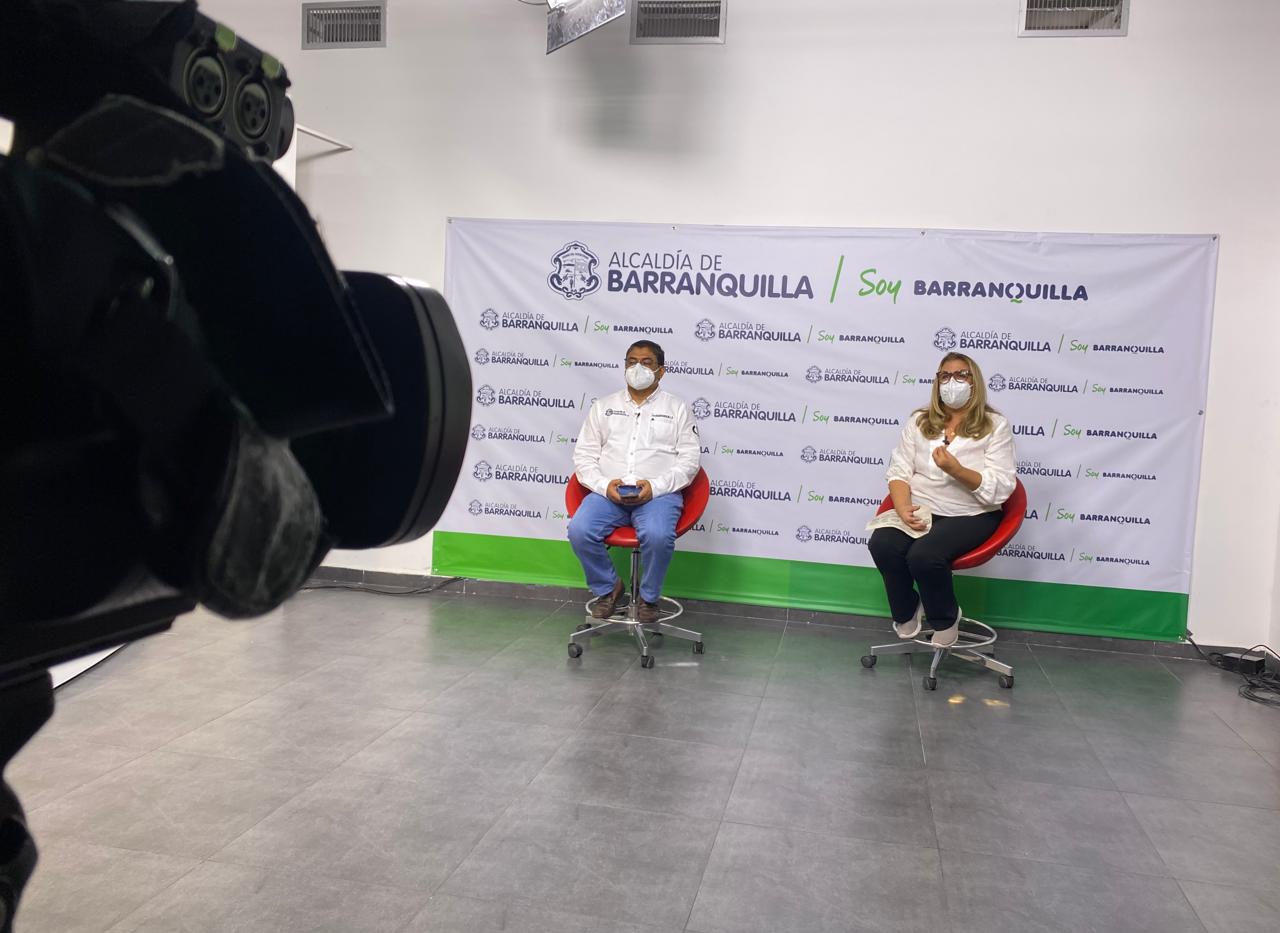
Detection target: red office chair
<box><xmin>860</xmin><ymin>479</ymin><xmax>1027</xmax><ymax>690</ymax></box>
<box><xmin>564</xmin><ymin>467</ymin><xmax>711</xmax><ymax>669</ymax></box>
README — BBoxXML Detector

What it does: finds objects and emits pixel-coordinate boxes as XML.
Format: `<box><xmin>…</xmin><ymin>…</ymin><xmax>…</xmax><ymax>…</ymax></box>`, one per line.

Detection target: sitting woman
<box><xmin>868</xmin><ymin>352</ymin><xmax>1016</xmax><ymax>647</ymax></box>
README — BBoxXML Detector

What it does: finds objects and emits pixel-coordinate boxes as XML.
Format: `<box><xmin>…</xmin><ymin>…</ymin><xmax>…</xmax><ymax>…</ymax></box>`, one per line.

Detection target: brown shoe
<box><xmin>591</xmin><ymin>578</ymin><xmax>625</xmax><ymax>619</ymax></box>
<box><xmin>637</xmin><ymin>600</ymin><xmax>662</xmax><ymax>624</ymax></box>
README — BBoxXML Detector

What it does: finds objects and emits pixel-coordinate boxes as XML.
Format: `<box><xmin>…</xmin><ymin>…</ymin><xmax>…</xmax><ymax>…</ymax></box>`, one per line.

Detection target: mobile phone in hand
<box><xmin>617</xmin><ymin>484</ymin><xmax>641</xmax><ymax>501</ymax></box>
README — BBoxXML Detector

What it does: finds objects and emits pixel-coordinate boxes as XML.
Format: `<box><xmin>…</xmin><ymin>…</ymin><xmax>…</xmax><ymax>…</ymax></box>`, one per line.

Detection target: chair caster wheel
<box><xmin>576</xmin><ymin>623</ymin><xmax>593</xmax><ymax>632</ymax></box>
<box><xmin>998</xmin><ymin>674</ymin><xmax>1014</xmax><ymax>689</ymax></box>
<box><xmin>860</xmin><ymin>655</ymin><xmax>876</xmax><ymax>669</ymax></box>
<box><xmin>923</xmin><ymin>676</ymin><xmax>937</xmax><ymax>691</ymax></box>
<box><xmin>567</xmin><ymin>643</ymin><xmax>583</xmax><ymax>659</ymax></box>
<box><xmin>692</xmin><ymin>642</ymin><xmax>704</xmax><ymax>655</ymax></box>
<box><xmin>649</xmin><ymin>631</ymin><xmax>664</xmax><ymax>642</ymax></box>
<box><xmin>640</xmin><ymin>655</ymin><xmax>655</xmax><ymax>669</ymax></box>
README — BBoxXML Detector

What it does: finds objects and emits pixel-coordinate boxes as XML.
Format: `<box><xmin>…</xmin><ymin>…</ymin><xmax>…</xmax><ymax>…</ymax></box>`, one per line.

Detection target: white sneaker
<box><xmin>931</xmin><ymin>607</ymin><xmax>962</xmax><ymax>648</ymax></box>
<box><xmin>893</xmin><ymin>597</ymin><xmax>925</xmax><ymax>640</ymax></box>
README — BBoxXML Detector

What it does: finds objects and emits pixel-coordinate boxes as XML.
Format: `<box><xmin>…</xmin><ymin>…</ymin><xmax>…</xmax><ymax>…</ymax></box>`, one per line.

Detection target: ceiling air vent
<box><xmin>1020</xmin><ymin>0</ymin><xmax>1128</xmax><ymax>36</ymax></box>
<box><xmin>302</xmin><ymin>1</ymin><xmax>386</xmax><ymax>50</ymax></box>
<box><xmin>631</xmin><ymin>1</ymin><xmax>727</xmax><ymax>45</ymax></box>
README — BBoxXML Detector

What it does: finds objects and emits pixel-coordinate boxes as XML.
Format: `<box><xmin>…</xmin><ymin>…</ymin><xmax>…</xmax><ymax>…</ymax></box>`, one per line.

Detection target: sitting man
<box><xmin>568</xmin><ymin>340</ymin><xmax>700</xmax><ymax>623</ymax></box>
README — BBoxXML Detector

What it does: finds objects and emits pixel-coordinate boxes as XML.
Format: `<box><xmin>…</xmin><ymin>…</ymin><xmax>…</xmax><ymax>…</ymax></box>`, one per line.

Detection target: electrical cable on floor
<box><xmin>300</xmin><ymin>577</ymin><xmax>464</xmax><ymax>598</ymax></box>
<box><xmin>1185</xmin><ymin>634</ymin><xmax>1280</xmax><ymax>709</ymax></box>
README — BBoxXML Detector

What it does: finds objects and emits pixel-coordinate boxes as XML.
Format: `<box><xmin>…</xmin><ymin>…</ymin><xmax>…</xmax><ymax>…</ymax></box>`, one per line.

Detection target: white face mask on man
<box><xmin>626</xmin><ymin>363</ymin><xmax>657</xmax><ymax>391</ymax></box>
<box><xmin>939</xmin><ymin>380</ymin><xmax>972</xmax><ymax>408</ymax></box>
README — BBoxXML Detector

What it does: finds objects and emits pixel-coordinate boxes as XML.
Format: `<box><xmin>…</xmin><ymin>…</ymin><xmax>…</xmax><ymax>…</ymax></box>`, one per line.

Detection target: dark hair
<box><xmin>626</xmin><ymin>340</ymin><xmax>665</xmax><ymax>367</ymax></box>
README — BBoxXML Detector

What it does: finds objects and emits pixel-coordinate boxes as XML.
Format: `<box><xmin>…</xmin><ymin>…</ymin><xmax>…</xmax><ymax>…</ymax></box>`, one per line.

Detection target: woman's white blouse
<box><xmin>885</xmin><ymin>412</ymin><xmax>1017</xmax><ymax>516</ymax></box>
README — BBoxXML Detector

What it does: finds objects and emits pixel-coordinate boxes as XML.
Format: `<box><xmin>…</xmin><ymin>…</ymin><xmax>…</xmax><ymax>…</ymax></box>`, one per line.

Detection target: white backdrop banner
<box><xmin>438</xmin><ymin>218</ymin><xmax>1216</xmax><ymax>608</ymax></box>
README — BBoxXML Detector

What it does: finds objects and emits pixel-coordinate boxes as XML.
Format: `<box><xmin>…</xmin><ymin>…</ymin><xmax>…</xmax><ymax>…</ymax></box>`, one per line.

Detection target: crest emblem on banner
<box><xmin>471</xmin><ymin>425</ymin><xmax>487</xmax><ymax>441</ymax></box>
<box><xmin>988</xmin><ymin>374</ymin><xmax>1007</xmax><ymax>392</ymax></box>
<box><xmin>691</xmin><ymin>397</ymin><xmax>712</xmax><ymax>420</ymax></box>
<box><xmin>547</xmin><ymin>242</ymin><xmax>601</xmax><ymax>300</ymax></box>
<box><xmin>694</xmin><ymin>318</ymin><xmax>716</xmax><ymax>342</ymax></box>
<box><xmin>476</xmin><ymin>385</ymin><xmax>496</xmax><ymax>407</ymax></box>
<box><xmin>473</xmin><ymin>461</ymin><xmax>493</xmax><ymax>482</ymax></box>
<box><xmin>473</xmin><ymin>348</ymin><xmax>490</xmax><ymax>366</ymax></box>
<box><xmin>801</xmin><ymin>446</ymin><xmax>818</xmax><ymax>464</ymax></box>
<box><xmin>480</xmin><ymin>308</ymin><xmax>500</xmax><ymax>330</ymax></box>
<box><xmin>805</xmin><ymin>366</ymin><xmax>823</xmax><ymax>384</ymax></box>
<box><xmin>468</xmin><ymin>500</ymin><xmax>484</xmax><ymax>516</ymax></box>
<box><xmin>934</xmin><ymin>327</ymin><xmax>957</xmax><ymax>351</ymax></box>
<box><xmin>795</xmin><ymin>525</ymin><xmax>813</xmax><ymax>543</ymax></box>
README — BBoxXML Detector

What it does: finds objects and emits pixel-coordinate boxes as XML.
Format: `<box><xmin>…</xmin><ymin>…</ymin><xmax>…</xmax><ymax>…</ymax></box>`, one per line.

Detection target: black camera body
<box><xmin>0</xmin><ymin>3</ymin><xmax>471</xmax><ymax>928</ymax></box>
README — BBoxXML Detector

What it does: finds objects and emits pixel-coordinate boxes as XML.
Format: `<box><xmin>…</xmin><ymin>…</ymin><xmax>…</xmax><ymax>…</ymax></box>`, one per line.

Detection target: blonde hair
<box><xmin>915</xmin><ymin>352</ymin><xmax>998</xmax><ymax>440</ymax></box>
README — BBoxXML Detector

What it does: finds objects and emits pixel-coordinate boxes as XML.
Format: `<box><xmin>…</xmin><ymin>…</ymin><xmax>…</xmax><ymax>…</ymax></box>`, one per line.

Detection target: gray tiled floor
<box><xmin>9</xmin><ymin>588</ymin><xmax>1280</xmax><ymax>932</ymax></box>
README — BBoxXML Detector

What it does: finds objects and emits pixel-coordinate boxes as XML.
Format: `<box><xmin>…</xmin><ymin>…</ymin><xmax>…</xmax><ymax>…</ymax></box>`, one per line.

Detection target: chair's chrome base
<box><xmin>861</xmin><ymin>617</ymin><xmax>1014</xmax><ymax>690</ymax></box>
<box><xmin>569</xmin><ymin>552</ymin><xmax>703</xmax><ymax>669</ymax></box>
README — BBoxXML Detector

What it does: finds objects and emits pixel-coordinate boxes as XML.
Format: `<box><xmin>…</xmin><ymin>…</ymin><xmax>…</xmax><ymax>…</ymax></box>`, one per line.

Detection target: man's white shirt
<box><xmin>573</xmin><ymin>387</ymin><xmax>701</xmax><ymax>498</ymax></box>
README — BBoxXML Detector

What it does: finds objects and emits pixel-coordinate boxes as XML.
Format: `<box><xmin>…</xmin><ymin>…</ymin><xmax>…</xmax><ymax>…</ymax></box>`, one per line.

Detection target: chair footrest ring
<box><xmin>862</xmin><ymin>616</ymin><xmax>1012</xmax><ymax>685</ymax></box>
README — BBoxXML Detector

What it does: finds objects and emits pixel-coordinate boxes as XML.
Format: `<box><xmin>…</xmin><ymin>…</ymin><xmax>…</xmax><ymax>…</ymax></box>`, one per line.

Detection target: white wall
<box><xmin>273</xmin><ymin>112</ymin><xmax>298</xmax><ymax>188</ymax></box>
<box><xmin>199</xmin><ymin>0</ymin><xmax>1280</xmax><ymax>647</ymax></box>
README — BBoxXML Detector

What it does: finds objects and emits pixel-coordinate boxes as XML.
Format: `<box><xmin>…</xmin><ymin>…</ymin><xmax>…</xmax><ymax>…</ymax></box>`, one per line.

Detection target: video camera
<box><xmin>0</xmin><ymin>2</ymin><xmax>472</xmax><ymax>928</ymax></box>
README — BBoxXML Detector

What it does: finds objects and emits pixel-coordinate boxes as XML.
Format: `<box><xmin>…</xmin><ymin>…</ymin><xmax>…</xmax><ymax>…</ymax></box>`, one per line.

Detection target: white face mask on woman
<box><xmin>939</xmin><ymin>380</ymin><xmax>972</xmax><ymax>408</ymax></box>
<box><xmin>626</xmin><ymin>363</ymin><xmax>656</xmax><ymax>391</ymax></box>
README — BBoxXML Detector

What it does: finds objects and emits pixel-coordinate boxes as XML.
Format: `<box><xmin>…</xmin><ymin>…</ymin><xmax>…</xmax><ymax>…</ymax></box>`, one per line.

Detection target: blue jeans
<box><xmin>567</xmin><ymin>492</ymin><xmax>684</xmax><ymax>604</ymax></box>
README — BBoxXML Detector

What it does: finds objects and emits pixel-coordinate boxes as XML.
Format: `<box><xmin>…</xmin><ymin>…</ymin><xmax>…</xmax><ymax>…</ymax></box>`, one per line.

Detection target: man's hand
<box><xmin>896</xmin><ymin>503</ymin><xmax>928</xmax><ymax>532</ymax></box>
<box><xmin>606</xmin><ymin>479</ymin><xmax>625</xmax><ymax>504</ymax></box>
<box><xmin>633</xmin><ymin>480</ymin><xmax>654</xmax><ymax>504</ymax></box>
<box><xmin>932</xmin><ymin>445</ymin><xmax>961</xmax><ymax>477</ymax></box>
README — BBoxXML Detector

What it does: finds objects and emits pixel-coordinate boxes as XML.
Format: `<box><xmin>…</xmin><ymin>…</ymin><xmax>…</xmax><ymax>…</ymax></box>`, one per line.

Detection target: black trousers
<box><xmin>868</xmin><ymin>511</ymin><xmax>1002</xmax><ymax>628</ymax></box>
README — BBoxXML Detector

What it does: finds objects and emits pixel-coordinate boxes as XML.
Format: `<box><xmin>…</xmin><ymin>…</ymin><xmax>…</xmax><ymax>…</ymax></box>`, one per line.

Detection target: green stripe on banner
<box><xmin>433</xmin><ymin>532</ymin><xmax>1187</xmax><ymax>642</ymax></box>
